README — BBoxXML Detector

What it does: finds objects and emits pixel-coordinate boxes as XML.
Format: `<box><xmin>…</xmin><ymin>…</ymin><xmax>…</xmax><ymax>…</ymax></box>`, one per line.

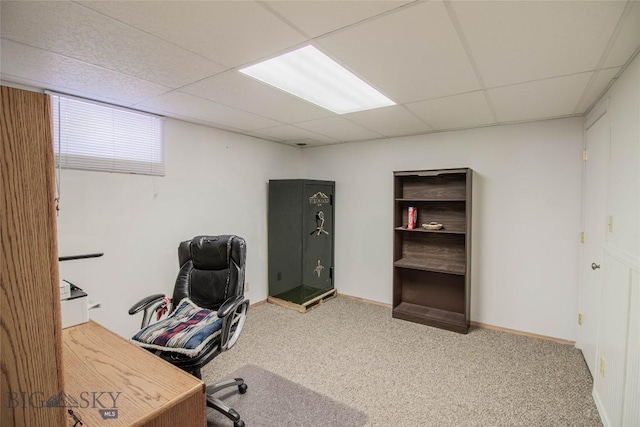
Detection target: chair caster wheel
<box><xmin>234</xmin><ymin>420</ymin><xmax>245</xmax><ymax>427</ymax></box>
<box><xmin>238</xmin><ymin>383</ymin><xmax>248</xmax><ymax>394</ymax></box>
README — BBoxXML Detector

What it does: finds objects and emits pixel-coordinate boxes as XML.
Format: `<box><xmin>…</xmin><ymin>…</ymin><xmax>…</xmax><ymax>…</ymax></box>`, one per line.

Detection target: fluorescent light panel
<box><xmin>239</xmin><ymin>46</ymin><xmax>395</xmax><ymax>114</ymax></box>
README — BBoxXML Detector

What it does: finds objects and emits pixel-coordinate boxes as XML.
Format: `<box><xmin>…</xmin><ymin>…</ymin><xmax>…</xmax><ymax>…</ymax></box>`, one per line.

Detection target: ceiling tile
<box><xmin>0</xmin><ymin>0</ymin><xmax>630</xmax><ymax>145</ymax></box>
<box><xmin>488</xmin><ymin>73</ymin><xmax>593</xmax><ymax>123</ymax></box>
<box><xmin>168</xmin><ymin>116</ymin><xmax>247</xmax><ymax>136</ymax></box>
<box><xmin>80</xmin><ymin>1</ymin><xmax>305</xmax><ymax>69</ymax></box>
<box><xmin>265</xmin><ymin>1</ymin><xmax>411</xmax><ymax>38</ymax></box>
<box><xmin>343</xmin><ymin>105</ymin><xmax>432</xmax><ymax>137</ymax></box>
<box><xmin>406</xmin><ymin>91</ymin><xmax>495</xmax><ymax>131</ymax></box>
<box><xmin>603</xmin><ymin>1</ymin><xmax>640</xmax><ymax>68</ymax></box>
<box><xmin>316</xmin><ymin>1</ymin><xmax>480</xmax><ymax>104</ymax></box>
<box><xmin>0</xmin><ymin>1</ymin><xmax>221</xmax><ymax>88</ymax></box>
<box><xmin>245</xmin><ymin>134</ymin><xmax>328</xmax><ymax>148</ymax></box>
<box><xmin>575</xmin><ymin>67</ymin><xmax>621</xmax><ymax>113</ymax></box>
<box><xmin>295</xmin><ymin>116</ymin><xmax>382</xmax><ymax>141</ymax></box>
<box><xmin>243</xmin><ymin>130</ymin><xmax>284</xmax><ymax>143</ymax></box>
<box><xmin>452</xmin><ymin>1</ymin><xmax>625</xmax><ymax>88</ymax></box>
<box><xmin>136</xmin><ymin>91</ymin><xmax>282</xmax><ymax>131</ymax></box>
<box><xmin>251</xmin><ymin>125</ymin><xmax>338</xmax><ymax>144</ymax></box>
<box><xmin>0</xmin><ymin>39</ymin><xmax>170</xmax><ymax>105</ymax></box>
<box><xmin>1</xmin><ymin>74</ymin><xmax>131</xmax><ymax>109</ymax></box>
<box><xmin>181</xmin><ymin>71</ymin><xmax>333</xmax><ymax>124</ymax></box>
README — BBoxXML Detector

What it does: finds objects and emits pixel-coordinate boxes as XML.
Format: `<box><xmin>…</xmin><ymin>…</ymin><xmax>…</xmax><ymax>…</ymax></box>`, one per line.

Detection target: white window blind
<box><xmin>50</xmin><ymin>93</ymin><xmax>165</xmax><ymax>176</ymax></box>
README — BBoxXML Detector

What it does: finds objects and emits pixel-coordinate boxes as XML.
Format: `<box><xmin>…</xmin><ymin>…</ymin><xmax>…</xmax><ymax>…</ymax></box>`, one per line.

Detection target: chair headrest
<box><xmin>190</xmin><ymin>235</ymin><xmax>233</xmax><ymax>270</ymax></box>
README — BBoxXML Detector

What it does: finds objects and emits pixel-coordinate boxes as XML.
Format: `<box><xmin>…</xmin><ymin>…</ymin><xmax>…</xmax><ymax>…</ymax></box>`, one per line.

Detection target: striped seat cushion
<box><xmin>131</xmin><ymin>298</ymin><xmax>222</xmax><ymax>357</ymax></box>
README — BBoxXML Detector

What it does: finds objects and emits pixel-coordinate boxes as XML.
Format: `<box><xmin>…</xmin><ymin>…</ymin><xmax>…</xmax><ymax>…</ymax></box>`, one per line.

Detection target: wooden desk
<box><xmin>62</xmin><ymin>321</ymin><xmax>205</xmax><ymax>426</ymax></box>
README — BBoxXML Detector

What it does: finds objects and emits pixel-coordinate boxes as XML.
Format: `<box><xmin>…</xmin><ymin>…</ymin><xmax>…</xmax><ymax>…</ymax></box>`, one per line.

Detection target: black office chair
<box><xmin>128</xmin><ymin>235</ymin><xmax>249</xmax><ymax>427</ymax></box>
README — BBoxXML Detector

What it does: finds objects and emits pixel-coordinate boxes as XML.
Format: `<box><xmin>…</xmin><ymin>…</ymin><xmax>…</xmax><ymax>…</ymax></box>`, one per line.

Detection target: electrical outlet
<box><xmin>245</xmin><ymin>281</ymin><xmax>249</xmax><ymax>292</ymax></box>
<box><xmin>578</xmin><ymin>313</ymin><xmax>583</xmax><ymax>325</ymax></box>
<box><xmin>599</xmin><ymin>357</ymin><xmax>606</xmax><ymax>377</ymax></box>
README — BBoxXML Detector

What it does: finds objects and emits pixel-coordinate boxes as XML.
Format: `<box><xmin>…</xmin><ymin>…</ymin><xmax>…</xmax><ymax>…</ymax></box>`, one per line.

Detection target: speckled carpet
<box><xmin>203</xmin><ymin>296</ymin><xmax>602</xmax><ymax>427</ymax></box>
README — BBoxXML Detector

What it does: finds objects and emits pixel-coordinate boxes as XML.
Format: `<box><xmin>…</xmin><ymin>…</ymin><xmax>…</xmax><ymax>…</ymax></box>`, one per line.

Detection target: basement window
<box><xmin>50</xmin><ymin>93</ymin><xmax>165</xmax><ymax>176</ymax></box>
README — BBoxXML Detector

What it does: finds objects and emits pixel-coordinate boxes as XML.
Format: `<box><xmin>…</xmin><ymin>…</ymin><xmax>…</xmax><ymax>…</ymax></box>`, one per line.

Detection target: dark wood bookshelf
<box><xmin>395</xmin><ymin>198</ymin><xmax>466</xmax><ymax>202</ymax></box>
<box><xmin>394</xmin><ymin>227</ymin><xmax>466</xmax><ymax>235</ymax></box>
<box><xmin>393</xmin><ymin>302</ymin><xmax>467</xmax><ymax>334</ymax></box>
<box><xmin>394</xmin><ymin>258</ymin><xmax>466</xmax><ymax>275</ymax></box>
<box><xmin>392</xmin><ymin>168</ymin><xmax>472</xmax><ymax>333</ymax></box>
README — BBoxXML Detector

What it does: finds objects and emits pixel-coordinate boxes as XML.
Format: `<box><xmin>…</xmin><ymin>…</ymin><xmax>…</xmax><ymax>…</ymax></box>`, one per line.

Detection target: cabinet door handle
<box><xmin>591</xmin><ymin>263</ymin><xmax>601</xmax><ymax>270</ymax></box>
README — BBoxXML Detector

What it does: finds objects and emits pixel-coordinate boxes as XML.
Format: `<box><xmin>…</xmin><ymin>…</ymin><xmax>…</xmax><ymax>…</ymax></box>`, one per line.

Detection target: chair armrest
<box><xmin>128</xmin><ymin>294</ymin><xmax>166</xmax><ymax>315</ymax></box>
<box><xmin>129</xmin><ymin>294</ymin><xmax>170</xmax><ymax>329</ymax></box>
<box><xmin>217</xmin><ymin>296</ymin><xmax>249</xmax><ymax>352</ymax></box>
<box><xmin>217</xmin><ymin>295</ymin><xmax>245</xmax><ymax>318</ymax></box>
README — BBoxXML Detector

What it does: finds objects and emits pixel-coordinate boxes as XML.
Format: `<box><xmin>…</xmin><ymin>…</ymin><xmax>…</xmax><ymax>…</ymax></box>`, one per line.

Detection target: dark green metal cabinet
<box><xmin>268</xmin><ymin>180</ymin><xmax>335</xmax><ymax>305</ymax></box>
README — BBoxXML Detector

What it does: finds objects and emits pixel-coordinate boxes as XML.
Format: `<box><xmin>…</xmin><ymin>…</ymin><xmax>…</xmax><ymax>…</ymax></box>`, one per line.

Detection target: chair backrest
<box><xmin>172</xmin><ymin>235</ymin><xmax>246</xmax><ymax>311</ymax></box>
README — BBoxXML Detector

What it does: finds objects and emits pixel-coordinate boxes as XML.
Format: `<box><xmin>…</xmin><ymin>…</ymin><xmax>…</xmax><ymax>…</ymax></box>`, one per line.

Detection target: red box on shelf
<box><xmin>407</xmin><ymin>207</ymin><xmax>417</xmax><ymax>229</ymax></box>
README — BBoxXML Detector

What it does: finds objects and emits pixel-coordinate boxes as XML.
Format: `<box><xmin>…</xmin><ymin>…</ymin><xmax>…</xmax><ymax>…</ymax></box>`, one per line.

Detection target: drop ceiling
<box><xmin>1</xmin><ymin>1</ymin><xmax>639</xmax><ymax>147</ymax></box>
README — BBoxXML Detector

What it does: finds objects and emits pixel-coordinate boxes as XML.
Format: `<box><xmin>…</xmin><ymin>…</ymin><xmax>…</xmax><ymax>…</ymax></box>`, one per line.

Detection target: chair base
<box><xmin>206</xmin><ymin>377</ymin><xmax>247</xmax><ymax>427</ymax></box>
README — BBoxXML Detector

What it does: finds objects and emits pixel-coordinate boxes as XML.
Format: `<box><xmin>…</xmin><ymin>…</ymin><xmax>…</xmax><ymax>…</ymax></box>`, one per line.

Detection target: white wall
<box><xmin>301</xmin><ymin>118</ymin><xmax>584</xmax><ymax>341</ymax></box>
<box><xmin>56</xmin><ymin>99</ymin><xmax>590</xmax><ymax>342</ymax></box>
<box><xmin>58</xmin><ymin>119</ymin><xmax>302</xmax><ymax>338</ymax></box>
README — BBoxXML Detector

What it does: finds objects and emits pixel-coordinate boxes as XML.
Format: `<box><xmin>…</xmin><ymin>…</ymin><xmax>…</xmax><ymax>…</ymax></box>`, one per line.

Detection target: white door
<box><xmin>578</xmin><ymin>111</ymin><xmax>610</xmax><ymax>376</ymax></box>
